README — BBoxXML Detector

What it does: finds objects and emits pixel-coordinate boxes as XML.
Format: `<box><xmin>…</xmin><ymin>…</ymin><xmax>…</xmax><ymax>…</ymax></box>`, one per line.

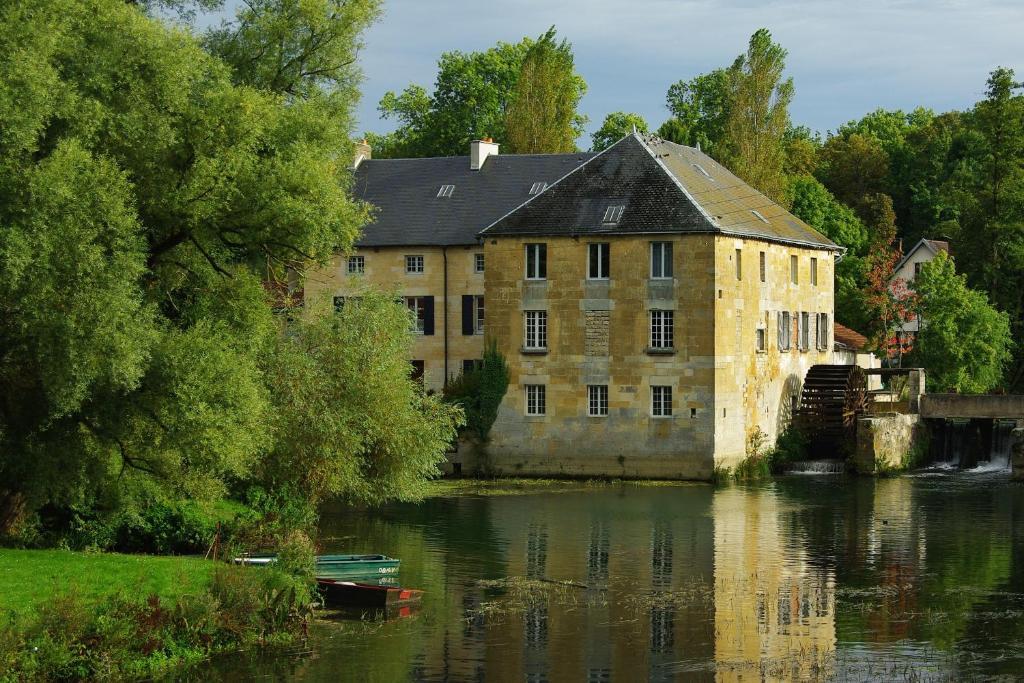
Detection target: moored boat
<box><xmin>316</xmin><ymin>579</ymin><xmax>423</xmax><ymax>609</ymax></box>
<box><xmin>233</xmin><ymin>553</ymin><xmax>401</xmax><ymax>579</ymax></box>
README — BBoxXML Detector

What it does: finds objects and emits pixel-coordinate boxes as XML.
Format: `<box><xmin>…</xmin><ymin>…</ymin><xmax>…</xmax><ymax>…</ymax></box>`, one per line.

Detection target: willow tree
<box><xmin>0</xmin><ymin>0</ymin><xmax>459</xmax><ymax>535</ymax></box>
<box><xmin>504</xmin><ymin>27</ymin><xmax>587</xmax><ymax>153</ymax></box>
<box><xmin>721</xmin><ymin>29</ymin><xmax>794</xmax><ymax>204</ymax></box>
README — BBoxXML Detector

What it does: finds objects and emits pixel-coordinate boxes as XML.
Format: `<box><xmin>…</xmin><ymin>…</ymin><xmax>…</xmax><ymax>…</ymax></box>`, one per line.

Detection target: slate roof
<box><xmin>351</xmin><ymin>152</ymin><xmax>595</xmax><ymax>247</ymax></box>
<box><xmin>480</xmin><ymin>133</ymin><xmax>840</xmax><ymax>251</ymax></box>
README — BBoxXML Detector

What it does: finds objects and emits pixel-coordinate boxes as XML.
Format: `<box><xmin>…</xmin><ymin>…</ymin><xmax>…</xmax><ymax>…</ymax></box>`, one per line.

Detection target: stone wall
<box><xmin>854</xmin><ymin>414</ymin><xmax>927</xmax><ymax>474</ymax></box>
<box><xmin>1012</xmin><ymin>428</ymin><xmax>1024</xmax><ymax>482</ymax></box>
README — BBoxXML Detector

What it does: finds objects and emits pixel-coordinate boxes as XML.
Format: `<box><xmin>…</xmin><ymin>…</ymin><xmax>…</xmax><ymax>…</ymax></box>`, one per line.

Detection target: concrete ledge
<box><xmin>920</xmin><ymin>394</ymin><xmax>1024</xmax><ymax>419</ymax></box>
<box><xmin>854</xmin><ymin>414</ymin><xmax>927</xmax><ymax>474</ymax></box>
<box><xmin>1012</xmin><ymin>428</ymin><xmax>1024</xmax><ymax>481</ymax></box>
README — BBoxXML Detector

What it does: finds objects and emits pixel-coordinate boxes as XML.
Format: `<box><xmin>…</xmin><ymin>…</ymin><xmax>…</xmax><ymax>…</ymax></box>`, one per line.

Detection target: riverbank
<box><xmin>424</xmin><ymin>477</ymin><xmax>704</xmax><ymax>498</ymax></box>
<box><xmin>0</xmin><ymin>549</ymin><xmax>310</xmax><ymax>680</ymax></box>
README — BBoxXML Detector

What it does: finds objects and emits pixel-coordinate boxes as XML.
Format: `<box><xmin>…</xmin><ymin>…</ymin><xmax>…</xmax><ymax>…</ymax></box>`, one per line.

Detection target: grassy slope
<box><xmin>0</xmin><ymin>549</ymin><xmax>216</xmax><ymax>616</ymax></box>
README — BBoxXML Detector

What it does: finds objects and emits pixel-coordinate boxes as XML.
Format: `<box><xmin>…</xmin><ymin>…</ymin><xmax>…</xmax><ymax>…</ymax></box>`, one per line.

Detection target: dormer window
<box><xmin>437</xmin><ymin>184</ymin><xmax>455</xmax><ymax>198</ymax></box>
<box><xmin>602</xmin><ymin>205</ymin><xmax>624</xmax><ymax>224</ymax></box>
<box><xmin>529</xmin><ymin>181</ymin><xmax>548</xmax><ymax>195</ymax></box>
<box><xmin>751</xmin><ymin>209</ymin><xmax>769</xmax><ymax>224</ymax></box>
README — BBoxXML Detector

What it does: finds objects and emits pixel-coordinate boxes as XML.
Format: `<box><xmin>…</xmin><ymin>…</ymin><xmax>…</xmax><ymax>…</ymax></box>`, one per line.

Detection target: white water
<box><xmin>785</xmin><ymin>459</ymin><xmax>847</xmax><ymax>475</ymax></box>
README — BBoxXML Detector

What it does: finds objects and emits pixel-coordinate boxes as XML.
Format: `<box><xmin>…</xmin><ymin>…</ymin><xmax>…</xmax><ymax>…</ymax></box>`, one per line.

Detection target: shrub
<box><xmin>443</xmin><ymin>342</ymin><xmax>510</xmax><ymax>440</ymax></box>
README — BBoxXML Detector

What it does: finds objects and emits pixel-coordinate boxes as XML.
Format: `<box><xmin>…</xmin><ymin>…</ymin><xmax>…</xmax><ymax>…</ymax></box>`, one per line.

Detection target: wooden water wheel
<box><xmin>795</xmin><ymin>365</ymin><xmax>868</xmax><ymax>453</ymax></box>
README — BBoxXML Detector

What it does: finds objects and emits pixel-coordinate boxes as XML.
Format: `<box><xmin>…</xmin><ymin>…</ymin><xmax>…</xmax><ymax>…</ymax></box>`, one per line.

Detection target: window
<box><xmin>778</xmin><ymin>311</ymin><xmax>792</xmax><ymax>351</ymax></box>
<box><xmin>529</xmin><ymin>181</ymin><xmax>548</xmax><ymax>195</ymax></box>
<box><xmin>817</xmin><ymin>313</ymin><xmax>830</xmax><ymax>350</ymax></box>
<box><xmin>810</xmin><ymin>257</ymin><xmax>818</xmax><ymax>286</ymax></box>
<box><xmin>651</xmin><ymin>242</ymin><xmax>673</xmax><ymax>279</ymax></box>
<box><xmin>347</xmin><ymin>255</ymin><xmax>364</xmax><ymax>274</ymax></box>
<box><xmin>800</xmin><ymin>312</ymin><xmax>810</xmax><ymax>350</ymax></box>
<box><xmin>525</xmin><ymin>243</ymin><xmax>547</xmax><ymax>280</ymax></box>
<box><xmin>526</xmin><ymin>384</ymin><xmax>546</xmax><ymax>416</ymax></box>
<box><xmin>790</xmin><ymin>255</ymin><xmax>798</xmax><ymax>284</ymax></box>
<box><xmin>410</xmin><ymin>360</ymin><xmax>425</xmax><ymax>383</ymax></box>
<box><xmin>759</xmin><ymin>251</ymin><xmax>766</xmax><ymax>283</ymax></box>
<box><xmin>751</xmin><ymin>210</ymin><xmax>769</xmax><ymax>224</ymax></box>
<box><xmin>588</xmin><ymin>385</ymin><xmax>609</xmax><ymax>416</ymax></box>
<box><xmin>333</xmin><ymin>295</ymin><xmax>346</xmax><ymax>312</ymax></box>
<box><xmin>756</xmin><ymin>327</ymin><xmax>766</xmax><ymax>353</ymax></box>
<box><xmin>692</xmin><ymin>163</ymin><xmax>712</xmax><ymax>179</ymax></box>
<box><xmin>588</xmin><ymin>243</ymin><xmax>610</xmax><ymax>279</ymax></box>
<box><xmin>474</xmin><ymin>295</ymin><xmax>484</xmax><ymax>334</ymax></box>
<box><xmin>406</xmin><ymin>255</ymin><xmax>424</xmax><ymax>273</ymax></box>
<box><xmin>650</xmin><ymin>310</ymin><xmax>674</xmax><ymax>349</ymax></box>
<box><xmin>602</xmin><ymin>205</ymin><xmax>624</xmax><ymax>224</ymax></box>
<box><xmin>524</xmin><ymin>310</ymin><xmax>547</xmax><ymax>349</ymax></box>
<box><xmin>462</xmin><ymin>359</ymin><xmax>482</xmax><ymax>374</ymax></box>
<box><xmin>437</xmin><ymin>184</ymin><xmax>455</xmax><ymax>198</ymax></box>
<box><xmin>652</xmin><ymin>386</ymin><xmax>673</xmax><ymax>417</ymax></box>
<box><xmin>735</xmin><ymin>248</ymin><xmax>742</xmax><ymax>280</ymax></box>
<box><xmin>914</xmin><ymin>262</ymin><xmax>923</xmax><ymax>277</ymax></box>
<box><xmin>406</xmin><ymin>296</ymin><xmax>427</xmax><ymax>333</ymax></box>
<box><xmin>474</xmin><ymin>253</ymin><xmax>485</xmax><ymax>273</ymax></box>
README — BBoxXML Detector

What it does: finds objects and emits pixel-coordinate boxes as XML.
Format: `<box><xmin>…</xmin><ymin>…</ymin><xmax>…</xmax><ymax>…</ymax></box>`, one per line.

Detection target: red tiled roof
<box><xmin>834</xmin><ymin>322</ymin><xmax>868</xmax><ymax>351</ymax></box>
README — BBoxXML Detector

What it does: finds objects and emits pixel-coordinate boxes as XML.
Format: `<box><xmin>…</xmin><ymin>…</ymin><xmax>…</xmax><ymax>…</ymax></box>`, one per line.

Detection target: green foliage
<box><xmin>663</xmin><ymin>69</ymin><xmax>731</xmax><ymax>155</ymax></box>
<box><xmin>911</xmin><ymin>253</ymin><xmax>1013</xmax><ymax>393</ymax></box>
<box><xmin>728</xmin><ymin>426</ymin><xmax>809</xmax><ymax>481</ymax></box>
<box><xmin>504</xmin><ymin>27</ymin><xmax>587</xmax><ymax>153</ymax></box>
<box><xmin>261</xmin><ymin>293</ymin><xmax>464</xmax><ymax>506</ymax></box>
<box><xmin>591</xmin><ymin>112</ymin><xmax>649</xmax><ymax>151</ymax></box>
<box><xmin>788</xmin><ymin>175</ymin><xmax>869</xmax><ymax>254</ymax></box>
<box><xmin>375</xmin><ymin>31</ymin><xmax>587</xmax><ymax>157</ymax></box>
<box><xmin>443</xmin><ymin>342</ymin><xmax>510</xmax><ymax>441</ymax></box>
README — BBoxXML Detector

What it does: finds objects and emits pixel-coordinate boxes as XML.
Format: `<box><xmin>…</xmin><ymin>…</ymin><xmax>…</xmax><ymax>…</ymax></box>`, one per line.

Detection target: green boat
<box><xmin>234</xmin><ymin>553</ymin><xmax>401</xmax><ymax>579</ymax></box>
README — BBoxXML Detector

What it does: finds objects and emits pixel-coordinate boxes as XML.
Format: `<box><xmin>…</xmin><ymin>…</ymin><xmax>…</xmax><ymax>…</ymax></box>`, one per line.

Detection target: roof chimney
<box><xmin>470</xmin><ymin>138</ymin><xmax>499</xmax><ymax>170</ymax></box>
<box><xmin>353</xmin><ymin>139</ymin><xmax>372</xmax><ymax>168</ymax></box>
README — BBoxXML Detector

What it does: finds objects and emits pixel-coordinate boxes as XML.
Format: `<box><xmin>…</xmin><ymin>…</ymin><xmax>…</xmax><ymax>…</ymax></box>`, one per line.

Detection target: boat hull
<box><xmin>316</xmin><ymin>579</ymin><xmax>423</xmax><ymax>609</ymax></box>
<box><xmin>234</xmin><ymin>553</ymin><xmax>401</xmax><ymax>580</ymax></box>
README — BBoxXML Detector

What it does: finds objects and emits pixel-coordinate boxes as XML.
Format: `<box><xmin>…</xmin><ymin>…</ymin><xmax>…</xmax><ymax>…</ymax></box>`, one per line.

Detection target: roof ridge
<box><xmin>634</xmin><ymin>133</ymin><xmax>720</xmax><ymax>231</ymax></box>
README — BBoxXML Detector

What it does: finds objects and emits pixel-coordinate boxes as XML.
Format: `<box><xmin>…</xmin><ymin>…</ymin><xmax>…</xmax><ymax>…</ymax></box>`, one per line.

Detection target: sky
<box><xmin>206</xmin><ymin>0</ymin><xmax>1024</xmax><ymax>148</ymax></box>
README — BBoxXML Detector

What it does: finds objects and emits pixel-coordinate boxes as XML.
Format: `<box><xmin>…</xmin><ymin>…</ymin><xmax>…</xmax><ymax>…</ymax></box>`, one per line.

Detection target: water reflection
<box><xmin>197</xmin><ymin>474</ymin><xmax>1024</xmax><ymax>681</ymax></box>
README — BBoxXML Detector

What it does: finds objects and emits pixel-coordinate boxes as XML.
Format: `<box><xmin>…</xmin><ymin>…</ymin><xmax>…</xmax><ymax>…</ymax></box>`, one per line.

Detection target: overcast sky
<box><xmin>208</xmin><ymin>0</ymin><xmax>1023</xmax><ymax>148</ymax></box>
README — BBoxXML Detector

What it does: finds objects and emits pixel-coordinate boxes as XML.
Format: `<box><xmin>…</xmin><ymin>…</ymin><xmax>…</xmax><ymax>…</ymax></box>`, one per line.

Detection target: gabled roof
<box><xmin>480</xmin><ymin>133</ymin><xmax>839</xmax><ymax>250</ymax></box>
<box><xmin>893</xmin><ymin>237</ymin><xmax>950</xmax><ymax>274</ymax></box>
<box><xmin>351</xmin><ymin>152</ymin><xmax>595</xmax><ymax>247</ymax></box>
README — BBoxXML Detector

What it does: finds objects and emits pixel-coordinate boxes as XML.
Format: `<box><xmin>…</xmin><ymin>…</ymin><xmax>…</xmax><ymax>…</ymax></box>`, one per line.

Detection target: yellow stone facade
<box><xmin>483</xmin><ymin>234</ymin><xmax>835</xmax><ymax>477</ymax></box>
<box><xmin>304</xmin><ymin>245</ymin><xmax>486</xmax><ymax>392</ymax></box>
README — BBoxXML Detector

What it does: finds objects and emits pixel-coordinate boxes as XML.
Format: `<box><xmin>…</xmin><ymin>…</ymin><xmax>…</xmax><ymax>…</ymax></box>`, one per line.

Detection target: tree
<box><xmin>504</xmin><ymin>27</ymin><xmax>587</xmax><ymax>153</ymax></box>
<box><xmin>817</xmin><ymin>133</ymin><xmax>890</xmax><ymax>211</ymax></box>
<box><xmin>0</xmin><ymin>0</ymin><xmax>454</xmax><ymax>534</ymax></box>
<box><xmin>862</xmin><ymin>243</ymin><xmax>918</xmax><ymax>363</ymax></box>
<box><xmin>663</xmin><ymin>69</ymin><xmax>731</xmax><ymax>155</ymax></box>
<box><xmin>374</xmin><ymin>32</ymin><xmax>587</xmax><ymax>158</ymax></box>
<box><xmin>263</xmin><ymin>294</ymin><xmax>463</xmax><ymax>506</ymax></box>
<box><xmin>911</xmin><ymin>253</ymin><xmax>1012</xmax><ymax>393</ymax></box>
<box><xmin>783</xmin><ymin>125</ymin><xmax>820</xmax><ymax>176</ymax></box>
<box><xmin>591</xmin><ymin>112</ymin><xmax>648</xmax><ymax>151</ymax></box>
<box><xmin>719</xmin><ymin>29</ymin><xmax>794</xmax><ymax>204</ymax></box>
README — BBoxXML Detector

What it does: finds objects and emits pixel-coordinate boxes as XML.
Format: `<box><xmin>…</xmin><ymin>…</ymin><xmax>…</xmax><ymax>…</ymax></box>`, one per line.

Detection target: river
<box><xmin>202</xmin><ymin>471</ymin><xmax>1024</xmax><ymax>681</ymax></box>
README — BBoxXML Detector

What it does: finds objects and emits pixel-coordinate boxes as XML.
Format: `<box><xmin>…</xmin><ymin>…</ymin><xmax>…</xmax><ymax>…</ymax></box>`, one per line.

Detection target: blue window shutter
<box><xmin>423</xmin><ymin>296</ymin><xmax>435</xmax><ymax>336</ymax></box>
<box><xmin>461</xmin><ymin>295</ymin><xmax>474</xmax><ymax>335</ymax></box>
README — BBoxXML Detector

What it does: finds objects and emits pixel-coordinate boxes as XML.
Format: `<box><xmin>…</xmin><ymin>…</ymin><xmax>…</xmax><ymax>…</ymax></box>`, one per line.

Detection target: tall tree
<box><xmin>504</xmin><ymin>27</ymin><xmax>587</xmax><ymax>154</ymax></box>
<box><xmin>591</xmin><ymin>111</ymin><xmax>648</xmax><ymax>151</ymax></box>
<box><xmin>0</xmin><ymin>0</ymin><xmax>459</xmax><ymax>534</ymax></box>
<box><xmin>720</xmin><ymin>29</ymin><xmax>794</xmax><ymax>203</ymax></box>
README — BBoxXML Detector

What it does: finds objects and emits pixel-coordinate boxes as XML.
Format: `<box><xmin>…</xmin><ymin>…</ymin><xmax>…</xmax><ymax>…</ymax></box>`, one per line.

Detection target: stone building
<box><xmin>304</xmin><ymin>139</ymin><xmax>594</xmax><ymax>391</ymax></box>
<box><xmin>306</xmin><ymin>133</ymin><xmax>840</xmax><ymax>478</ymax></box>
<box><xmin>479</xmin><ymin>134</ymin><xmax>839</xmax><ymax>477</ymax></box>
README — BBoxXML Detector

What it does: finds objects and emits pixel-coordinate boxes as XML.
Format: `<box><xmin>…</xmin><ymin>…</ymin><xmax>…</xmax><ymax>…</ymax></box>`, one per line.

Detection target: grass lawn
<box><xmin>0</xmin><ymin>549</ymin><xmax>217</xmax><ymax>617</ymax></box>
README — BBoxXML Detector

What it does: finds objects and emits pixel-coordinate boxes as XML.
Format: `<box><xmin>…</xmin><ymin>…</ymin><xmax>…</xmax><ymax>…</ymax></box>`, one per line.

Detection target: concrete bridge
<box><xmin>917</xmin><ymin>394</ymin><xmax>1024</xmax><ymax>475</ymax></box>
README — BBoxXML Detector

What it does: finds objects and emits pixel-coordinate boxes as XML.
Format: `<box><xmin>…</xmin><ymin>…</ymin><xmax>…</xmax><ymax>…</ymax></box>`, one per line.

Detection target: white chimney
<box><xmin>353</xmin><ymin>139</ymin><xmax>372</xmax><ymax>168</ymax></box>
<box><xmin>470</xmin><ymin>138</ymin><xmax>499</xmax><ymax>170</ymax></box>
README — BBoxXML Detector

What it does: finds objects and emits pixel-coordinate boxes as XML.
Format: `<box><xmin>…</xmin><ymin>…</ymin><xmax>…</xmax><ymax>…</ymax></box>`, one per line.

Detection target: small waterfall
<box><xmin>931</xmin><ymin>419</ymin><xmax>1015</xmax><ymax>472</ymax></box>
<box><xmin>784</xmin><ymin>459</ymin><xmax>847</xmax><ymax>475</ymax></box>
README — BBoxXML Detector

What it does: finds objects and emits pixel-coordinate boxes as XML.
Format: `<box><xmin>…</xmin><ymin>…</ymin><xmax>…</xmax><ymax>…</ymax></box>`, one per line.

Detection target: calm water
<box><xmin>201</xmin><ymin>472</ymin><xmax>1024</xmax><ymax>682</ymax></box>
